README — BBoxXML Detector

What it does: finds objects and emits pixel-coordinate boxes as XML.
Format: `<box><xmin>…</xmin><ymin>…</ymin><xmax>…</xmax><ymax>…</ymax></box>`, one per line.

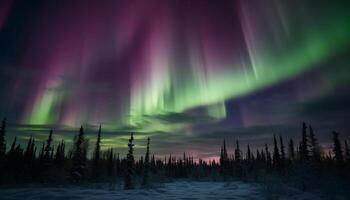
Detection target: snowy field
<box><xmin>0</xmin><ymin>181</ymin><xmax>323</xmax><ymax>200</ymax></box>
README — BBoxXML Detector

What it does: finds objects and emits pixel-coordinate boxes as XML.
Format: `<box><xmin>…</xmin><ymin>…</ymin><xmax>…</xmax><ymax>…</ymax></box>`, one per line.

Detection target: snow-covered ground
<box><xmin>0</xmin><ymin>181</ymin><xmax>323</xmax><ymax>200</ymax></box>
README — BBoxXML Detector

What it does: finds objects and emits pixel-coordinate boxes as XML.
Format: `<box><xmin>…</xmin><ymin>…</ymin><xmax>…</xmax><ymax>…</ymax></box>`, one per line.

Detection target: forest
<box><xmin>0</xmin><ymin>118</ymin><xmax>349</xmax><ymax>196</ymax></box>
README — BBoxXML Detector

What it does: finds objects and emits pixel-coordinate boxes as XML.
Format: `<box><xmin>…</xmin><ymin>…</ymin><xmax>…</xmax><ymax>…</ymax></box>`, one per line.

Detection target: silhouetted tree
<box><xmin>309</xmin><ymin>126</ymin><xmax>321</xmax><ymax>161</ymax></box>
<box><xmin>332</xmin><ymin>131</ymin><xmax>344</xmax><ymax>165</ymax></box>
<box><xmin>142</xmin><ymin>137</ymin><xmax>150</xmax><ymax>186</ymax></box>
<box><xmin>0</xmin><ymin>118</ymin><xmax>6</xmax><ymax>182</ymax></box>
<box><xmin>70</xmin><ymin>126</ymin><xmax>87</xmax><ymax>182</ymax></box>
<box><xmin>124</xmin><ymin>133</ymin><xmax>135</xmax><ymax>189</ymax></box>
<box><xmin>92</xmin><ymin>125</ymin><xmax>101</xmax><ymax>181</ymax></box>
<box><xmin>273</xmin><ymin>135</ymin><xmax>280</xmax><ymax>169</ymax></box>
<box><xmin>220</xmin><ymin>139</ymin><xmax>228</xmax><ymax>176</ymax></box>
<box><xmin>344</xmin><ymin>140</ymin><xmax>350</xmax><ymax>162</ymax></box>
<box><xmin>279</xmin><ymin>136</ymin><xmax>285</xmax><ymax>173</ymax></box>
<box><xmin>247</xmin><ymin>144</ymin><xmax>252</xmax><ymax>162</ymax></box>
<box><xmin>0</xmin><ymin>118</ymin><xmax>6</xmax><ymax>157</ymax></box>
<box><xmin>235</xmin><ymin>140</ymin><xmax>241</xmax><ymax>162</ymax></box>
<box><xmin>300</xmin><ymin>122</ymin><xmax>309</xmax><ymax>161</ymax></box>
<box><xmin>265</xmin><ymin>144</ymin><xmax>272</xmax><ymax>168</ymax></box>
<box><xmin>54</xmin><ymin>140</ymin><xmax>65</xmax><ymax>167</ymax></box>
<box><xmin>288</xmin><ymin>139</ymin><xmax>295</xmax><ymax>160</ymax></box>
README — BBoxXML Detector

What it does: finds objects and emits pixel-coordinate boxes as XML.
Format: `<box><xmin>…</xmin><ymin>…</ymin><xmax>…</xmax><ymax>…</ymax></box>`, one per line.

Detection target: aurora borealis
<box><xmin>0</xmin><ymin>0</ymin><xmax>350</xmax><ymax>158</ymax></box>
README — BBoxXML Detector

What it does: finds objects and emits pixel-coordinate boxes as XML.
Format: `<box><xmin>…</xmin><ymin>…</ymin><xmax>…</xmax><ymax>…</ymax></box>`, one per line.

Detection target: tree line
<box><xmin>0</xmin><ymin>119</ymin><xmax>349</xmax><ymax>190</ymax></box>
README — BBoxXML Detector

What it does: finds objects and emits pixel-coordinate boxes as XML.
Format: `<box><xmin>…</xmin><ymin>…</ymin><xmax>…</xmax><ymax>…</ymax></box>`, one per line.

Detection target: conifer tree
<box><xmin>247</xmin><ymin>144</ymin><xmax>252</xmax><ymax>162</ymax></box>
<box><xmin>92</xmin><ymin>125</ymin><xmax>101</xmax><ymax>180</ymax></box>
<box><xmin>0</xmin><ymin>118</ymin><xmax>6</xmax><ymax>157</ymax></box>
<box><xmin>344</xmin><ymin>140</ymin><xmax>350</xmax><ymax>162</ymax></box>
<box><xmin>124</xmin><ymin>132</ymin><xmax>135</xmax><ymax>189</ymax></box>
<box><xmin>309</xmin><ymin>125</ymin><xmax>321</xmax><ymax>161</ymax></box>
<box><xmin>273</xmin><ymin>135</ymin><xmax>280</xmax><ymax>168</ymax></box>
<box><xmin>235</xmin><ymin>140</ymin><xmax>241</xmax><ymax>162</ymax></box>
<box><xmin>279</xmin><ymin>136</ymin><xmax>286</xmax><ymax>173</ymax></box>
<box><xmin>142</xmin><ymin>137</ymin><xmax>150</xmax><ymax>186</ymax></box>
<box><xmin>265</xmin><ymin>144</ymin><xmax>271</xmax><ymax>167</ymax></box>
<box><xmin>70</xmin><ymin>126</ymin><xmax>87</xmax><ymax>182</ymax></box>
<box><xmin>44</xmin><ymin>129</ymin><xmax>53</xmax><ymax>160</ymax></box>
<box><xmin>288</xmin><ymin>139</ymin><xmax>295</xmax><ymax>160</ymax></box>
<box><xmin>300</xmin><ymin>122</ymin><xmax>309</xmax><ymax>161</ymax></box>
<box><xmin>332</xmin><ymin>131</ymin><xmax>344</xmax><ymax>164</ymax></box>
<box><xmin>107</xmin><ymin>148</ymin><xmax>114</xmax><ymax>178</ymax></box>
<box><xmin>54</xmin><ymin>140</ymin><xmax>65</xmax><ymax>167</ymax></box>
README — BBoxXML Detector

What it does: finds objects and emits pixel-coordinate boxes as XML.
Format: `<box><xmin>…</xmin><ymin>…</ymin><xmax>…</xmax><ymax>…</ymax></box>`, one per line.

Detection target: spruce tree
<box><xmin>332</xmin><ymin>131</ymin><xmax>344</xmax><ymax>165</ymax></box>
<box><xmin>142</xmin><ymin>137</ymin><xmax>150</xmax><ymax>186</ymax></box>
<box><xmin>54</xmin><ymin>140</ymin><xmax>65</xmax><ymax>167</ymax></box>
<box><xmin>44</xmin><ymin>129</ymin><xmax>53</xmax><ymax>160</ymax></box>
<box><xmin>70</xmin><ymin>126</ymin><xmax>87</xmax><ymax>182</ymax></box>
<box><xmin>288</xmin><ymin>139</ymin><xmax>295</xmax><ymax>160</ymax></box>
<box><xmin>279</xmin><ymin>136</ymin><xmax>286</xmax><ymax>173</ymax></box>
<box><xmin>124</xmin><ymin>132</ymin><xmax>135</xmax><ymax>189</ymax></box>
<box><xmin>265</xmin><ymin>144</ymin><xmax>272</xmax><ymax>168</ymax></box>
<box><xmin>273</xmin><ymin>135</ymin><xmax>280</xmax><ymax>168</ymax></box>
<box><xmin>235</xmin><ymin>140</ymin><xmax>241</xmax><ymax>162</ymax></box>
<box><xmin>344</xmin><ymin>140</ymin><xmax>350</xmax><ymax>162</ymax></box>
<box><xmin>0</xmin><ymin>118</ymin><xmax>7</xmax><ymax>156</ymax></box>
<box><xmin>300</xmin><ymin>122</ymin><xmax>309</xmax><ymax>161</ymax></box>
<box><xmin>92</xmin><ymin>125</ymin><xmax>101</xmax><ymax>181</ymax></box>
<box><xmin>247</xmin><ymin>144</ymin><xmax>252</xmax><ymax>162</ymax></box>
<box><xmin>309</xmin><ymin>125</ymin><xmax>321</xmax><ymax>161</ymax></box>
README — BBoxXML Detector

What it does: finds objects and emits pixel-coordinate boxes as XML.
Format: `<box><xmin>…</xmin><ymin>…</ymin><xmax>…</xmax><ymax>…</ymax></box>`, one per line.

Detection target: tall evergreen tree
<box><xmin>279</xmin><ymin>136</ymin><xmax>286</xmax><ymax>173</ymax></box>
<box><xmin>344</xmin><ymin>140</ymin><xmax>350</xmax><ymax>162</ymax></box>
<box><xmin>92</xmin><ymin>125</ymin><xmax>102</xmax><ymax>180</ymax></box>
<box><xmin>0</xmin><ymin>118</ymin><xmax>7</xmax><ymax>156</ymax></box>
<box><xmin>54</xmin><ymin>140</ymin><xmax>65</xmax><ymax>167</ymax></box>
<box><xmin>142</xmin><ymin>137</ymin><xmax>150</xmax><ymax>186</ymax></box>
<box><xmin>309</xmin><ymin>125</ymin><xmax>321</xmax><ymax>161</ymax></box>
<box><xmin>70</xmin><ymin>126</ymin><xmax>87</xmax><ymax>182</ymax></box>
<box><xmin>300</xmin><ymin>122</ymin><xmax>309</xmax><ymax>161</ymax></box>
<box><xmin>247</xmin><ymin>144</ymin><xmax>252</xmax><ymax>162</ymax></box>
<box><xmin>265</xmin><ymin>144</ymin><xmax>272</xmax><ymax>168</ymax></box>
<box><xmin>288</xmin><ymin>139</ymin><xmax>295</xmax><ymax>160</ymax></box>
<box><xmin>235</xmin><ymin>140</ymin><xmax>241</xmax><ymax>162</ymax></box>
<box><xmin>332</xmin><ymin>131</ymin><xmax>344</xmax><ymax>164</ymax></box>
<box><xmin>220</xmin><ymin>139</ymin><xmax>228</xmax><ymax>176</ymax></box>
<box><xmin>273</xmin><ymin>135</ymin><xmax>280</xmax><ymax>168</ymax></box>
<box><xmin>124</xmin><ymin>132</ymin><xmax>135</xmax><ymax>189</ymax></box>
<box><xmin>44</xmin><ymin>129</ymin><xmax>53</xmax><ymax>160</ymax></box>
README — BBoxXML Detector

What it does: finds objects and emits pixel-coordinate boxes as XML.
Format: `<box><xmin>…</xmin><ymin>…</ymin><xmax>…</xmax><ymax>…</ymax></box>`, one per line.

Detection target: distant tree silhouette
<box><xmin>288</xmin><ymin>139</ymin><xmax>295</xmax><ymax>160</ymax></box>
<box><xmin>220</xmin><ymin>139</ymin><xmax>228</xmax><ymax>176</ymax></box>
<box><xmin>235</xmin><ymin>140</ymin><xmax>241</xmax><ymax>162</ymax></box>
<box><xmin>54</xmin><ymin>140</ymin><xmax>65</xmax><ymax>167</ymax></box>
<box><xmin>265</xmin><ymin>144</ymin><xmax>272</xmax><ymax>168</ymax></box>
<box><xmin>332</xmin><ymin>131</ymin><xmax>344</xmax><ymax>165</ymax></box>
<box><xmin>124</xmin><ymin>133</ymin><xmax>135</xmax><ymax>189</ymax></box>
<box><xmin>344</xmin><ymin>140</ymin><xmax>350</xmax><ymax>162</ymax></box>
<box><xmin>235</xmin><ymin>140</ymin><xmax>243</xmax><ymax>177</ymax></box>
<box><xmin>279</xmin><ymin>136</ymin><xmax>285</xmax><ymax>173</ymax></box>
<box><xmin>247</xmin><ymin>144</ymin><xmax>252</xmax><ymax>162</ymax></box>
<box><xmin>300</xmin><ymin>122</ymin><xmax>309</xmax><ymax>161</ymax></box>
<box><xmin>309</xmin><ymin>126</ymin><xmax>321</xmax><ymax>161</ymax></box>
<box><xmin>142</xmin><ymin>137</ymin><xmax>150</xmax><ymax>186</ymax></box>
<box><xmin>273</xmin><ymin>135</ymin><xmax>280</xmax><ymax>169</ymax></box>
<box><xmin>70</xmin><ymin>126</ymin><xmax>87</xmax><ymax>182</ymax></box>
<box><xmin>0</xmin><ymin>118</ymin><xmax>7</xmax><ymax>156</ymax></box>
<box><xmin>92</xmin><ymin>125</ymin><xmax>101</xmax><ymax>181</ymax></box>
<box><xmin>106</xmin><ymin>148</ymin><xmax>115</xmax><ymax>181</ymax></box>
<box><xmin>44</xmin><ymin>129</ymin><xmax>53</xmax><ymax>160</ymax></box>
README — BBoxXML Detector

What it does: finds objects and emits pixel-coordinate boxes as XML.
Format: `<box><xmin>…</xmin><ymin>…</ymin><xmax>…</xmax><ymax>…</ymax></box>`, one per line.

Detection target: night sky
<box><xmin>0</xmin><ymin>0</ymin><xmax>349</xmax><ymax>159</ymax></box>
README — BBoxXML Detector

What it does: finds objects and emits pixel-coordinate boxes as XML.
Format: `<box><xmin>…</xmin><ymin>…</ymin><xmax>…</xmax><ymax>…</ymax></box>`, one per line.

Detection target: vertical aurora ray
<box><xmin>0</xmin><ymin>0</ymin><xmax>348</xmax><ymax>133</ymax></box>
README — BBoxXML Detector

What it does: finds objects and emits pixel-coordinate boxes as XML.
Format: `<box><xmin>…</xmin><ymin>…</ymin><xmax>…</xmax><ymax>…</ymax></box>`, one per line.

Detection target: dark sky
<box><xmin>0</xmin><ymin>0</ymin><xmax>350</xmax><ymax>159</ymax></box>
